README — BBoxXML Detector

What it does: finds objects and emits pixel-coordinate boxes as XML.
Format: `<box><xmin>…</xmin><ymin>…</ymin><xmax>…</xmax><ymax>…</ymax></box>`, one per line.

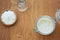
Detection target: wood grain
<box><xmin>0</xmin><ymin>0</ymin><xmax>60</xmax><ymax>40</ymax></box>
<box><xmin>0</xmin><ymin>0</ymin><xmax>11</xmax><ymax>40</ymax></box>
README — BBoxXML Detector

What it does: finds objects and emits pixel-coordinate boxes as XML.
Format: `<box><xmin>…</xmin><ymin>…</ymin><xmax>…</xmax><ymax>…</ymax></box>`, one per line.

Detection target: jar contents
<box><xmin>1</xmin><ymin>10</ymin><xmax>17</xmax><ymax>25</ymax></box>
<box><xmin>36</xmin><ymin>16</ymin><xmax>56</xmax><ymax>35</ymax></box>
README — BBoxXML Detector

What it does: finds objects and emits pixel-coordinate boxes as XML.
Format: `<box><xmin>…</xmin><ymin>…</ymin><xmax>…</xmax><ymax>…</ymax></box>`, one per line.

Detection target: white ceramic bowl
<box><xmin>1</xmin><ymin>10</ymin><xmax>17</xmax><ymax>25</ymax></box>
<box><xmin>36</xmin><ymin>16</ymin><xmax>56</xmax><ymax>35</ymax></box>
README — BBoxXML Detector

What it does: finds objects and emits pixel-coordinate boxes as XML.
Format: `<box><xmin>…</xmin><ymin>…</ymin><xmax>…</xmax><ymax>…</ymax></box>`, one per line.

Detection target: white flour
<box><xmin>1</xmin><ymin>10</ymin><xmax>17</xmax><ymax>25</ymax></box>
<box><xmin>36</xmin><ymin>16</ymin><xmax>55</xmax><ymax>35</ymax></box>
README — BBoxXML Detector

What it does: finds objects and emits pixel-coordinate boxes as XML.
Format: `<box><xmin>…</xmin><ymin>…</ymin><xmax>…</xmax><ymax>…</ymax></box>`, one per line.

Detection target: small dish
<box><xmin>1</xmin><ymin>10</ymin><xmax>17</xmax><ymax>26</ymax></box>
<box><xmin>35</xmin><ymin>16</ymin><xmax>56</xmax><ymax>35</ymax></box>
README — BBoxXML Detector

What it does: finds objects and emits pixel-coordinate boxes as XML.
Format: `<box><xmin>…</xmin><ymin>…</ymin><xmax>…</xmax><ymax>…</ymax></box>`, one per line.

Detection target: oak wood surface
<box><xmin>0</xmin><ymin>0</ymin><xmax>60</xmax><ymax>40</ymax></box>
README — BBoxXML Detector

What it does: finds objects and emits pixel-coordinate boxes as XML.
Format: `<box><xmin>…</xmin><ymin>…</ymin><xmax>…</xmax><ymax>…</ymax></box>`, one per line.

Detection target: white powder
<box><xmin>1</xmin><ymin>10</ymin><xmax>17</xmax><ymax>25</ymax></box>
<box><xmin>36</xmin><ymin>16</ymin><xmax>55</xmax><ymax>35</ymax></box>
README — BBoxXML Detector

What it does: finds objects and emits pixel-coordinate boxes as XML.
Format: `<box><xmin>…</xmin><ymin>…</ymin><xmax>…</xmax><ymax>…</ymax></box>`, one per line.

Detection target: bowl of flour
<box><xmin>36</xmin><ymin>16</ymin><xmax>56</xmax><ymax>35</ymax></box>
<box><xmin>1</xmin><ymin>10</ymin><xmax>17</xmax><ymax>26</ymax></box>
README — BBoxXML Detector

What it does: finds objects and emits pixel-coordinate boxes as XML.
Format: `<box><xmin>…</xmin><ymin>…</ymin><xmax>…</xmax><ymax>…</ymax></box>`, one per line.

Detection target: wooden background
<box><xmin>0</xmin><ymin>0</ymin><xmax>60</xmax><ymax>40</ymax></box>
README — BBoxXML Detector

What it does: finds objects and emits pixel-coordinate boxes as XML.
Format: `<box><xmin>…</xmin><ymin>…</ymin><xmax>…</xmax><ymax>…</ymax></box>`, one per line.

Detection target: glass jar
<box><xmin>17</xmin><ymin>0</ymin><xmax>28</xmax><ymax>12</ymax></box>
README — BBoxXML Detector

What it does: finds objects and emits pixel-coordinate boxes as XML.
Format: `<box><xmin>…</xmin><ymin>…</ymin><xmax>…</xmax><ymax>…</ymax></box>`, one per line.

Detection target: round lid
<box><xmin>36</xmin><ymin>16</ymin><xmax>56</xmax><ymax>35</ymax></box>
<box><xmin>56</xmin><ymin>9</ymin><xmax>60</xmax><ymax>24</ymax></box>
<box><xmin>1</xmin><ymin>10</ymin><xmax>17</xmax><ymax>25</ymax></box>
